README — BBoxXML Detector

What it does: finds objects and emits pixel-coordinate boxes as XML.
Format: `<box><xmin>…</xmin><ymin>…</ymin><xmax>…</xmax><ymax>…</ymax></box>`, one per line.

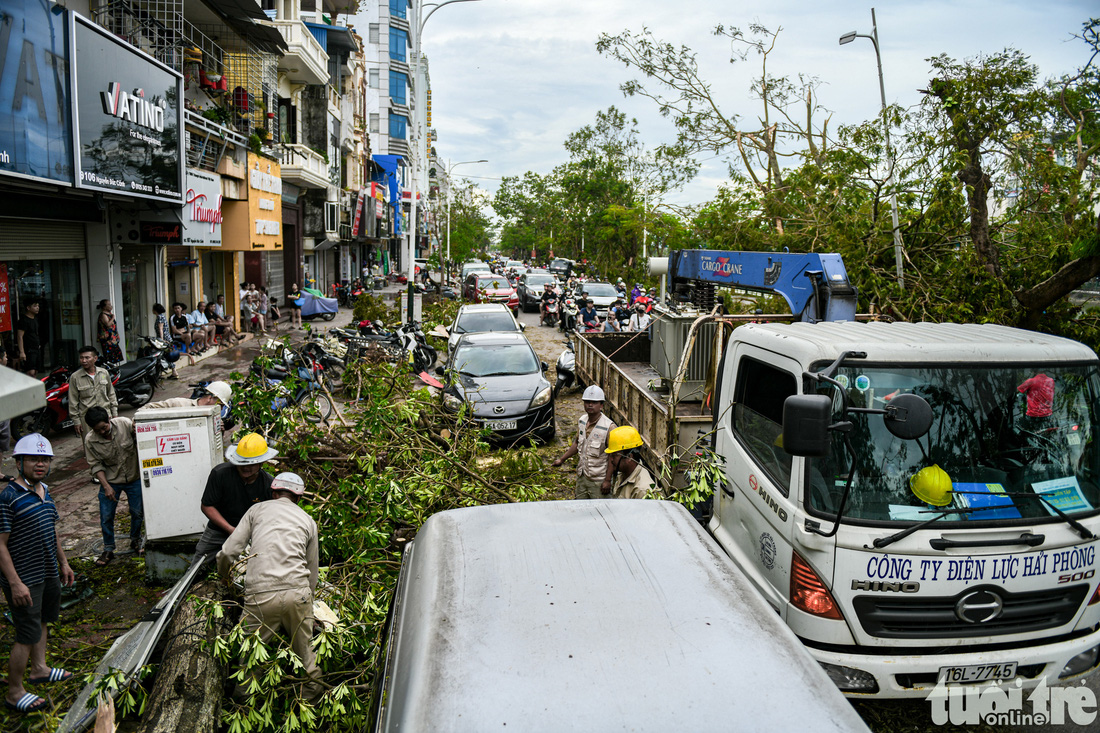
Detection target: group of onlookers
<box><xmin>156</xmin><ymin>295</ymin><xmax>240</xmax><ymax>355</ymax></box>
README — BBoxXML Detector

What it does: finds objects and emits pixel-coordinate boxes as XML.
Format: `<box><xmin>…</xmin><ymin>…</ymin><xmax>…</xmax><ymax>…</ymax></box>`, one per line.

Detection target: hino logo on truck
<box><xmin>852</xmin><ymin>580</ymin><xmax>920</xmax><ymax>593</ymax></box>
<box><xmin>955</xmin><ymin>589</ymin><xmax>1004</xmax><ymax>623</ymax></box>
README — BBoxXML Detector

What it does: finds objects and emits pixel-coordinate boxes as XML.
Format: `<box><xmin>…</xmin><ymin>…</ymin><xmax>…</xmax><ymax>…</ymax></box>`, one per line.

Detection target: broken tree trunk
<box><xmin>136</xmin><ymin>581</ymin><xmax>231</xmax><ymax>733</ymax></box>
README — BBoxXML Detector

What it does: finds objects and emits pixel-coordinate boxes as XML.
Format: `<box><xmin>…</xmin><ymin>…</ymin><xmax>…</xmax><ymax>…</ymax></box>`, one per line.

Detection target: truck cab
<box><xmin>710</xmin><ymin>320</ymin><xmax>1100</xmax><ymax>697</ymax></box>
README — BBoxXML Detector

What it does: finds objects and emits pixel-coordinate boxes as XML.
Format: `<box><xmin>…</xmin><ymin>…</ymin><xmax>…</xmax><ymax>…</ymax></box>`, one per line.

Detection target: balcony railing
<box><xmin>264</xmin><ymin>19</ymin><xmax>329</xmax><ymax>85</ymax></box>
<box><xmin>280</xmin><ymin>144</ymin><xmax>330</xmax><ymax>189</ymax></box>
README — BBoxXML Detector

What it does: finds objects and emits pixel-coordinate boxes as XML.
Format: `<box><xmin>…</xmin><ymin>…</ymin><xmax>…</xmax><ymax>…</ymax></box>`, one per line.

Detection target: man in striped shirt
<box><xmin>0</xmin><ymin>434</ymin><xmax>74</xmax><ymax>714</ymax></box>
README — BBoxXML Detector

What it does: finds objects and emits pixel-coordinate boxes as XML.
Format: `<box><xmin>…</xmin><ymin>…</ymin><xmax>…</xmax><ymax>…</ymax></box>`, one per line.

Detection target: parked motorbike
<box><xmin>552</xmin><ymin>340</ymin><xmax>580</xmax><ymax>400</ymax></box>
<box><xmin>105</xmin><ymin>344</ymin><xmax>162</xmax><ymax>408</ymax></box>
<box><xmin>135</xmin><ymin>334</ymin><xmax>176</xmax><ymax>381</ymax></box>
<box><xmin>246</xmin><ymin>346</ymin><xmax>335</xmax><ymax>426</ymax></box>
<box><xmin>12</xmin><ymin>366</ymin><xmax>76</xmax><ymax>438</ymax></box>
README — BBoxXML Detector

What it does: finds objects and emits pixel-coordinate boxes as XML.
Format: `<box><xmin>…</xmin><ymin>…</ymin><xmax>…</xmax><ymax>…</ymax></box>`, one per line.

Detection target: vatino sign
<box><xmin>71</xmin><ymin>14</ymin><xmax>182</xmax><ymax>204</ymax></box>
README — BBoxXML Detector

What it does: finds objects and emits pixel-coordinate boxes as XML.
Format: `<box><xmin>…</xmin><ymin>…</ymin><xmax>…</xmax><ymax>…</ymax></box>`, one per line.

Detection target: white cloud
<box><xmin>383</xmin><ymin>0</ymin><xmax>1095</xmax><ymax>211</ymax></box>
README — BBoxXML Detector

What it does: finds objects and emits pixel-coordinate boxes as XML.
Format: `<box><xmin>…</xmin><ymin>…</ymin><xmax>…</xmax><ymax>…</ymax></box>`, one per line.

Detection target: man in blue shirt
<box><xmin>188</xmin><ymin>302</ymin><xmax>215</xmax><ymax>351</ymax></box>
<box><xmin>0</xmin><ymin>434</ymin><xmax>75</xmax><ymax>714</ymax></box>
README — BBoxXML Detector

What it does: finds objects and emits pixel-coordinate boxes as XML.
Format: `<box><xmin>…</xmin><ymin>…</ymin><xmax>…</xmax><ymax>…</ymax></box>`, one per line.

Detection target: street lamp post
<box><xmin>445</xmin><ymin>158</ymin><xmax>487</xmax><ymax>285</ymax></box>
<box><xmin>406</xmin><ymin>0</ymin><xmax>481</xmax><ymax>321</ymax></box>
<box><xmin>840</xmin><ymin>7</ymin><xmax>905</xmax><ymax>289</ymax></box>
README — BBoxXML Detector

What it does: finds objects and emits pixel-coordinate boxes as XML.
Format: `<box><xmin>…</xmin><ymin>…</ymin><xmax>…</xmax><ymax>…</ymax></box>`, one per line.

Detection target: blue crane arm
<box><xmin>667</xmin><ymin>250</ymin><xmax>857</xmax><ymax>322</ymax></box>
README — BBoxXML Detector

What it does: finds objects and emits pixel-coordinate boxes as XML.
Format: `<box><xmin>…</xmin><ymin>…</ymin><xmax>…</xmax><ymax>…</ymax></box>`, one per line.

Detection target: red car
<box><xmin>464</xmin><ymin>273</ymin><xmax>519</xmax><ymax>314</ymax></box>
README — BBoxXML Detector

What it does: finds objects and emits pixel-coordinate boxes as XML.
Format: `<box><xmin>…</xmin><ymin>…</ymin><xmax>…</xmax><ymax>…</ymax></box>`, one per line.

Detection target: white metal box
<box><xmin>133</xmin><ymin>404</ymin><xmax>224</xmax><ymax>541</ymax></box>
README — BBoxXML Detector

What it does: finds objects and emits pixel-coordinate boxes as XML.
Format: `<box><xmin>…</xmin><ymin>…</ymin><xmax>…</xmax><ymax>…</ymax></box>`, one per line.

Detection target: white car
<box><xmin>447</xmin><ymin>303</ymin><xmax>524</xmax><ymax>353</ymax></box>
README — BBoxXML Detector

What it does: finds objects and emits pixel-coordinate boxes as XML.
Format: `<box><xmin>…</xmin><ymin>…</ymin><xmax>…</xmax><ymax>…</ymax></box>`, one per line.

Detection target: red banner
<box><xmin>0</xmin><ymin>264</ymin><xmax>10</xmax><ymax>333</ymax></box>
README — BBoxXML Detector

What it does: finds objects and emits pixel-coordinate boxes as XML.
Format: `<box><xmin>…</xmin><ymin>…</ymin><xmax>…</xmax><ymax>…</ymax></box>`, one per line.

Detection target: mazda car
<box><xmin>438</xmin><ymin>332</ymin><xmax>555</xmax><ymax>445</ymax></box>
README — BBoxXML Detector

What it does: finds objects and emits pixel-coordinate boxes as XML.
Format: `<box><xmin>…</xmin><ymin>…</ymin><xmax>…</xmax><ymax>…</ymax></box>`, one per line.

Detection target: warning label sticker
<box><xmin>156</xmin><ymin>434</ymin><xmax>192</xmax><ymax>456</ymax></box>
<box><xmin>142</xmin><ymin>457</ymin><xmax>164</xmax><ymax>468</ymax></box>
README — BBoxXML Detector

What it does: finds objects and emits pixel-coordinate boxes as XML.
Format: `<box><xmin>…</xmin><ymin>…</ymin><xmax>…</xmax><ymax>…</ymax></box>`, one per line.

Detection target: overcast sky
<box><xmin>413</xmin><ymin>0</ymin><xmax>1095</xmax><ymax>210</ymax></box>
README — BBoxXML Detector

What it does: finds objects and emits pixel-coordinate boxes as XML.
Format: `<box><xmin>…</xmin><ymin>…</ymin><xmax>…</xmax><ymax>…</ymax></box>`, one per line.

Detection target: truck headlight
<box><xmin>530</xmin><ymin>386</ymin><xmax>552</xmax><ymax>409</ymax></box>
<box><xmin>1060</xmin><ymin>645</ymin><xmax>1100</xmax><ymax>678</ymax></box>
<box><xmin>443</xmin><ymin>392</ymin><xmax>464</xmax><ymax>411</ymax></box>
<box><xmin>818</xmin><ymin>663</ymin><xmax>879</xmax><ymax>693</ymax></box>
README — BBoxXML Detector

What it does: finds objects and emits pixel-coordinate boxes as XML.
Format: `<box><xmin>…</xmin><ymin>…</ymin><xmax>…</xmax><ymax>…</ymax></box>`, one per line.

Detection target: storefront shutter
<box><xmin>0</xmin><ymin>221</ymin><xmax>86</xmax><ymax>259</ymax></box>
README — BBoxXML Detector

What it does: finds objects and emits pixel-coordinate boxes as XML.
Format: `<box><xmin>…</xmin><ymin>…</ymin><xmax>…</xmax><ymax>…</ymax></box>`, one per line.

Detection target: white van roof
<box><xmin>377</xmin><ymin>500</ymin><xmax>869</xmax><ymax>732</ymax></box>
<box><xmin>736</xmin><ymin>321</ymin><xmax>1097</xmax><ymax>366</ymax></box>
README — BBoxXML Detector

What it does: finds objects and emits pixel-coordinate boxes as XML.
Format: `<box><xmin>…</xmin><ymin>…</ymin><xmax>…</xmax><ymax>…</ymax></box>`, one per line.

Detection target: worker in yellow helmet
<box><xmin>605</xmin><ymin>426</ymin><xmax>657</xmax><ymax>499</ymax></box>
<box><xmin>193</xmin><ymin>432</ymin><xmax>278</xmax><ymax>563</ymax></box>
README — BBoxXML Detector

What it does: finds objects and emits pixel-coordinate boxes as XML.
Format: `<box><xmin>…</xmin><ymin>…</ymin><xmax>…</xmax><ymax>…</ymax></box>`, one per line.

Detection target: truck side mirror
<box><xmin>782</xmin><ymin>394</ymin><xmax>832</xmax><ymax>457</ymax></box>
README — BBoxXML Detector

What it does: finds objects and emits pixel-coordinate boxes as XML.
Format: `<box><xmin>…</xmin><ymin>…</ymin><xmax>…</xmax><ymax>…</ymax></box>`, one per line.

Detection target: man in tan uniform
<box><xmin>605</xmin><ymin>426</ymin><xmax>657</xmax><ymax>499</ymax></box>
<box><xmin>69</xmin><ymin>346</ymin><xmax>118</xmax><ymax>438</ymax></box>
<box><xmin>217</xmin><ymin>471</ymin><xmax>320</xmax><ymax>698</ymax></box>
<box><xmin>552</xmin><ymin>385</ymin><xmax>616</xmax><ymax>499</ymax></box>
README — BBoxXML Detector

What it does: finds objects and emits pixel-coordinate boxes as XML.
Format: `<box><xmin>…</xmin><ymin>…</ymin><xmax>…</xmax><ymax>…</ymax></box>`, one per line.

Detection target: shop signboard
<box><xmin>221</xmin><ymin>153</ymin><xmax>281</xmax><ymax>251</ymax></box>
<box><xmin>0</xmin><ymin>264</ymin><xmax>10</xmax><ymax>332</ymax></box>
<box><xmin>0</xmin><ymin>0</ymin><xmax>73</xmax><ymax>186</ymax></box>
<box><xmin>140</xmin><ymin>221</ymin><xmax>181</xmax><ymax>244</ymax></box>
<box><xmin>182</xmin><ymin>168</ymin><xmax>223</xmax><ymax>247</ymax></box>
<box><xmin>70</xmin><ymin>14</ymin><xmax>183</xmax><ymax>204</ymax></box>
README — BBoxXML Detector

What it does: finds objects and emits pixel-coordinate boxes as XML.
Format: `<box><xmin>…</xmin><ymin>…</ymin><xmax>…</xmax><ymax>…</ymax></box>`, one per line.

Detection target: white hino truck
<box><xmin>574</xmin><ymin>249</ymin><xmax>1100</xmax><ymax>698</ymax></box>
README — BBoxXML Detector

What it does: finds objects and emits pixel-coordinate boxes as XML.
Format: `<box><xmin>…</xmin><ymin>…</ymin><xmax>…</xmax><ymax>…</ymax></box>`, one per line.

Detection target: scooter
<box><xmin>552</xmin><ymin>340</ymin><xmax>580</xmax><ymax>400</ymax></box>
<box><xmin>135</xmin><ymin>334</ymin><xmax>176</xmax><ymax>381</ymax></box>
<box><xmin>543</xmin><ymin>299</ymin><xmax>559</xmax><ymax>327</ymax></box>
<box><xmin>105</xmin><ymin>348</ymin><xmax>161</xmax><ymax>408</ymax></box>
<box><xmin>12</xmin><ymin>366</ymin><xmax>76</xmax><ymax>438</ymax></box>
<box><xmin>560</xmin><ymin>297</ymin><xmax>578</xmax><ymax>333</ymax></box>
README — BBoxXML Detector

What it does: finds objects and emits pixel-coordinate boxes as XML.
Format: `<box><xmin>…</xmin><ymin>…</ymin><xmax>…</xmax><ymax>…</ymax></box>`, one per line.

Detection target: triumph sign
<box><xmin>182</xmin><ymin>168</ymin><xmax>222</xmax><ymax>247</ymax></box>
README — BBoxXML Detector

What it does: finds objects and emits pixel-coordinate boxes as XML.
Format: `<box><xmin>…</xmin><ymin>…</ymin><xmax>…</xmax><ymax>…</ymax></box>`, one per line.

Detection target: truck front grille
<box><xmin>853</xmin><ymin>585</ymin><xmax>1090</xmax><ymax>639</ymax></box>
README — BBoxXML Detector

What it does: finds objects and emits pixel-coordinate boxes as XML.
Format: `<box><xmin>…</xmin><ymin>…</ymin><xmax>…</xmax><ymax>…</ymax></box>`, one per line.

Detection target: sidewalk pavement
<box><xmin>4</xmin><ymin>283</ymin><xmax>408</xmax><ymax>560</ymax></box>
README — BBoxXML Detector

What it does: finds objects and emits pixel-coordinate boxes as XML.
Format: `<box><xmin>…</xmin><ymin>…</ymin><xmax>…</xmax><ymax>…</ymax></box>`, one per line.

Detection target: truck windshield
<box><xmin>807</xmin><ymin>363</ymin><xmax>1100</xmax><ymax>524</ymax></box>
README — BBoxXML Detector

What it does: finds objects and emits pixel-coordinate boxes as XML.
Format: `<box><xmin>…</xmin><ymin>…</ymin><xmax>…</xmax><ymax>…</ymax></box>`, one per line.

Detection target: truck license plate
<box><xmin>485</xmin><ymin>420</ymin><xmax>517</xmax><ymax>431</ymax></box>
<box><xmin>938</xmin><ymin>662</ymin><xmax>1017</xmax><ymax>684</ymax></box>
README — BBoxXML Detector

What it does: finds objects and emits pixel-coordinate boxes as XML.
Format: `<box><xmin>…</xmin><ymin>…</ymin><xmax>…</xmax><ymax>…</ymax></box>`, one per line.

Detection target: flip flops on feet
<box><xmin>5</xmin><ymin>693</ymin><xmax>48</xmax><ymax>713</ymax></box>
<box><xmin>28</xmin><ymin>667</ymin><xmax>72</xmax><ymax>685</ymax></box>
<box><xmin>95</xmin><ymin>551</ymin><xmax>114</xmax><ymax>566</ymax></box>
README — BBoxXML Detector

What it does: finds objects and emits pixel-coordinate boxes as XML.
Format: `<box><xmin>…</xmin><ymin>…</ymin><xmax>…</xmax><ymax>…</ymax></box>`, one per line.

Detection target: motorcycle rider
<box><xmin>539</xmin><ymin>282</ymin><xmax>559</xmax><ymax>326</ymax></box>
<box><xmin>628</xmin><ymin>303</ymin><xmax>652</xmax><ymax>332</ymax></box>
<box><xmin>579</xmin><ymin>298</ymin><xmax>600</xmax><ymax>332</ymax></box>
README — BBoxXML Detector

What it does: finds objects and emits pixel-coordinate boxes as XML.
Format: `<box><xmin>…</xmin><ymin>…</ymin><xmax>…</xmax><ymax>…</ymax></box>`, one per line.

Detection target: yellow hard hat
<box><xmin>226</xmin><ymin>432</ymin><xmax>278</xmax><ymax>465</ymax></box>
<box><xmin>910</xmin><ymin>464</ymin><xmax>953</xmax><ymax>506</ymax></box>
<box><xmin>605</xmin><ymin>426</ymin><xmax>644</xmax><ymax>454</ymax></box>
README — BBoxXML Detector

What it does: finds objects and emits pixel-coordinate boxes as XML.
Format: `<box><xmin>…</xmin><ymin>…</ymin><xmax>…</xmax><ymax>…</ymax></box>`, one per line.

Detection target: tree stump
<box><xmin>136</xmin><ymin>581</ymin><xmax>231</xmax><ymax>733</ymax></box>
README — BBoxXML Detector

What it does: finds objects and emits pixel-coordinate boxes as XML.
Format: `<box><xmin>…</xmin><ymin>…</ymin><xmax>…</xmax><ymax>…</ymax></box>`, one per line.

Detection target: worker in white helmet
<box><xmin>552</xmin><ymin>385</ymin><xmax>617</xmax><ymax>499</ymax></box>
<box><xmin>0</xmin><ymin>435</ymin><xmax>75</xmax><ymax>714</ymax></box>
<box><xmin>217</xmin><ymin>472</ymin><xmax>321</xmax><ymax>700</ymax></box>
<box><xmin>145</xmin><ymin>380</ymin><xmax>232</xmax><ymax>411</ymax></box>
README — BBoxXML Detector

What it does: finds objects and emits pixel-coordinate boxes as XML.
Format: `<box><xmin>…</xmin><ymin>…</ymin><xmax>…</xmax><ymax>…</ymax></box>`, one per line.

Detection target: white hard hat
<box><xmin>13</xmin><ymin>434</ymin><xmax>54</xmax><ymax>458</ymax></box>
<box><xmin>271</xmin><ymin>471</ymin><xmax>306</xmax><ymax>495</ymax></box>
<box><xmin>204</xmin><ymin>380</ymin><xmax>232</xmax><ymax>407</ymax></box>
<box><xmin>582</xmin><ymin>385</ymin><xmax>606</xmax><ymax>402</ymax></box>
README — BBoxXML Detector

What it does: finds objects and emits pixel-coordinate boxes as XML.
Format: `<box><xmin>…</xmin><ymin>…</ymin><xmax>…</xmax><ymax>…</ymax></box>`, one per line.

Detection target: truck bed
<box><xmin>574</xmin><ymin>332</ymin><xmax>712</xmax><ymax>487</ymax></box>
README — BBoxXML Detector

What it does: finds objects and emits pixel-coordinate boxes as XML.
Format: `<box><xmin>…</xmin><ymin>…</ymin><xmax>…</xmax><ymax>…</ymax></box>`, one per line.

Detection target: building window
<box><xmin>389</xmin><ymin>27</ymin><xmax>408</xmax><ymax>62</ymax></box>
<box><xmin>369</xmin><ymin>23</ymin><xmax>379</xmax><ymax>44</ymax></box>
<box><xmin>325</xmin><ymin>201</ymin><xmax>338</xmax><ymax>233</ymax></box>
<box><xmin>389</xmin><ymin>70</ymin><xmax>407</xmax><ymax>105</ymax></box>
<box><xmin>369</xmin><ymin>68</ymin><xmax>379</xmax><ymax>88</ymax></box>
<box><xmin>388</xmin><ymin>0</ymin><xmax>406</xmax><ymax>20</ymax></box>
<box><xmin>370</xmin><ymin>113</ymin><xmax>380</xmax><ymax>133</ymax></box>
<box><xmin>389</xmin><ymin>113</ymin><xmax>407</xmax><ymax>140</ymax></box>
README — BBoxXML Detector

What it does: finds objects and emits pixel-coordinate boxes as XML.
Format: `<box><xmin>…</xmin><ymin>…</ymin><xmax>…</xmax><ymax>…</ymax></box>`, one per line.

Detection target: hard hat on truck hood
<box><xmin>910</xmin><ymin>464</ymin><xmax>953</xmax><ymax>506</ymax></box>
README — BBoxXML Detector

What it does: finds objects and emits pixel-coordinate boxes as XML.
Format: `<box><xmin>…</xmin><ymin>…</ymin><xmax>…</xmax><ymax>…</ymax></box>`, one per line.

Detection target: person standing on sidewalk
<box><xmin>82</xmin><ymin>407</ymin><xmax>143</xmax><ymax>566</ymax></box>
<box><xmin>96</xmin><ymin>300</ymin><xmax>123</xmax><ymax>364</ymax></box>
<box><xmin>68</xmin><ymin>345</ymin><xmax>118</xmax><ymax>438</ymax></box>
<box><xmin>552</xmin><ymin>385</ymin><xmax>616</xmax><ymax>499</ymax></box>
<box><xmin>14</xmin><ymin>300</ymin><xmax>42</xmax><ymax>377</ymax></box>
<box><xmin>217</xmin><ymin>472</ymin><xmax>322</xmax><ymax>699</ymax></box>
<box><xmin>287</xmin><ymin>284</ymin><xmax>303</xmax><ymax>330</ymax></box>
<box><xmin>194</xmin><ymin>433</ymin><xmax>276</xmax><ymax>562</ymax></box>
<box><xmin>0</xmin><ymin>434</ymin><xmax>75</xmax><ymax>714</ymax></box>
